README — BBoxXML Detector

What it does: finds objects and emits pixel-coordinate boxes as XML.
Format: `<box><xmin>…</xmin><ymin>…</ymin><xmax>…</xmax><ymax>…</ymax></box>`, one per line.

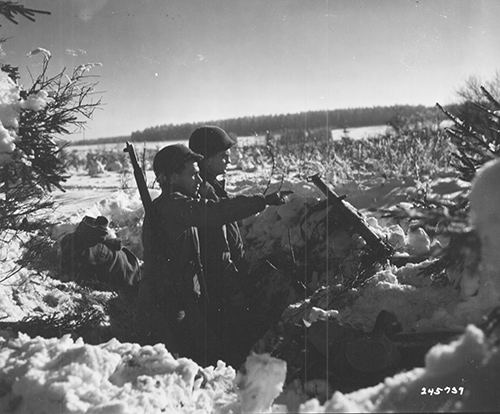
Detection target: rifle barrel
<box><xmin>124</xmin><ymin>142</ymin><xmax>152</xmax><ymax>213</ymax></box>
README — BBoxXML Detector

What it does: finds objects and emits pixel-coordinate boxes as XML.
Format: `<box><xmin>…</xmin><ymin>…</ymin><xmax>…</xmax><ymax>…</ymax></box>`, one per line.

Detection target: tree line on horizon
<box><xmin>71</xmin><ymin>104</ymin><xmax>459</xmax><ymax>146</ymax></box>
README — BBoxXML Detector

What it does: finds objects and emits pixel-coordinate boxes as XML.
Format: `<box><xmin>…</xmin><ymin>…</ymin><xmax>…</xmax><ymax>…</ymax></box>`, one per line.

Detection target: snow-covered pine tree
<box><xmin>437</xmin><ymin>84</ymin><xmax>500</xmax><ymax>182</ymax></box>
<box><xmin>417</xmin><ymin>85</ymin><xmax>500</xmax><ymax>285</ymax></box>
<box><xmin>0</xmin><ymin>2</ymin><xmax>101</xmax><ymax>231</ymax></box>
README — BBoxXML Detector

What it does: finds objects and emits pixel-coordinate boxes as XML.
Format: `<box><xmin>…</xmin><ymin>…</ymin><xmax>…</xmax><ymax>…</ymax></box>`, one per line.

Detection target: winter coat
<box><xmin>136</xmin><ymin>187</ymin><xmax>266</xmax><ymax>363</ymax></box>
<box><xmin>60</xmin><ymin>216</ymin><xmax>141</xmax><ymax>288</ymax></box>
<box><xmin>198</xmin><ymin>175</ymin><xmax>246</xmax><ymax>308</ymax></box>
<box><xmin>203</xmin><ymin>175</ymin><xmax>245</xmax><ymax>263</ymax></box>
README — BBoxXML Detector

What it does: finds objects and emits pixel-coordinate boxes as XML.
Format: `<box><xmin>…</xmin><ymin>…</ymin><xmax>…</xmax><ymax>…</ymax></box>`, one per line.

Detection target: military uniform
<box><xmin>189</xmin><ymin>126</ymin><xmax>246</xmax><ymax>303</ymax></box>
<box><xmin>203</xmin><ymin>174</ymin><xmax>244</xmax><ymax>260</ymax></box>
<box><xmin>189</xmin><ymin>126</ymin><xmax>258</xmax><ymax>364</ymax></box>
<box><xmin>137</xmin><ymin>185</ymin><xmax>267</xmax><ymax>365</ymax></box>
<box><xmin>198</xmin><ymin>175</ymin><xmax>245</xmax><ymax>302</ymax></box>
<box><xmin>60</xmin><ymin>215</ymin><xmax>141</xmax><ymax>288</ymax></box>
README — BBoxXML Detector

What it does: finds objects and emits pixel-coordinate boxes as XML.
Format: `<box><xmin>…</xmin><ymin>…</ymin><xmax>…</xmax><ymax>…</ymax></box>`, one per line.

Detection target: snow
<box><xmin>0</xmin><ymin>334</ymin><xmax>237</xmax><ymax>414</ymax></box>
<box><xmin>469</xmin><ymin>158</ymin><xmax>500</xmax><ymax>305</ymax></box>
<box><xmin>306</xmin><ymin>325</ymin><xmax>500</xmax><ymax>413</ymax></box>
<box><xmin>407</xmin><ymin>227</ymin><xmax>431</xmax><ymax>256</ymax></box>
<box><xmin>0</xmin><ymin>70</ymin><xmax>21</xmax><ymax>129</ymax></box>
<box><xmin>27</xmin><ymin>48</ymin><xmax>51</xmax><ymax>59</ymax></box>
<box><xmin>302</xmin><ymin>307</ymin><xmax>339</xmax><ymax>328</ymax></box>
<box><xmin>49</xmin><ymin>169</ymin><xmax>477</xmax><ymax>334</ymax></box>
<box><xmin>0</xmin><ymin>121</ymin><xmax>15</xmax><ymax>162</ymax></box>
<box><xmin>20</xmin><ymin>90</ymin><xmax>53</xmax><ymax>112</ymax></box>
<box><xmin>337</xmin><ymin>265</ymin><xmax>465</xmax><ymax>332</ymax></box>
<box><xmin>1</xmin><ymin>325</ymin><xmax>497</xmax><ymax>413</ymax></box>
<box><xmin>0</xmin><ymin>65</ymin><xmax>62</xmax><ymax>164</ymax></box>
<box><xmin>75</xmin><ymin>63</ymin><xmax>103</xmax><ymax>74</ymax></box>
<box><xmin>0</xmin><ymin>159</ymin><xmax>497</xmax><ymax>412</ymax></box>
<box><xmin>330</xmin><ymin>125</ymin><xmax>393</xmax><ymax>141</ymax></box>
<box><xmin>234</xmin><ymin>353</ymin><xmax>286</xmax><ymax>413</ymax></box>
<box><xmin>0</xmin><ymin>70</ymin><xmax>20</xmax><ymax>164</ymax></box>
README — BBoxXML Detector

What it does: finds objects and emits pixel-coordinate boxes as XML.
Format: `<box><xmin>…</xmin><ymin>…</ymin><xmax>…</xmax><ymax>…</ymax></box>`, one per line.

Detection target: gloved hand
<box><xmin>264</xmin><ymin>190</ymin><xmax>293</xmax><ymax>206</ymax></box>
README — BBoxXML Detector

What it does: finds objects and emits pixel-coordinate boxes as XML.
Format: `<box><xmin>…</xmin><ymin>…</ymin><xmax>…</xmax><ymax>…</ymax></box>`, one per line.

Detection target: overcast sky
<box><xmin>3</xmin><ymin>0</ymin><xmax>500</xmax><ymax>140</ymax></box>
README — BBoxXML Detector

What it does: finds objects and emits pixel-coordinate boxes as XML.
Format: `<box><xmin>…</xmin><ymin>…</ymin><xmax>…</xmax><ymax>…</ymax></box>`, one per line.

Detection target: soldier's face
<box><xmin>205</xmin><ymin>149</ymin><xmax>231</xmax><ymax>176</ymax></box>
<box><xmin>172</xmin><ymin>161</ymin><xmax>202</xmax><ymax>197</ymax></box>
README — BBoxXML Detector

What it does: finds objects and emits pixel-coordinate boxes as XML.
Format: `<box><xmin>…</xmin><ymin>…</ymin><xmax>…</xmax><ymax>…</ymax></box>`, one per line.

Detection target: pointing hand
<box><xmin>265</xmin><ymin>190</ymin><xmax>293</xmax><ymax>206</ymax></box>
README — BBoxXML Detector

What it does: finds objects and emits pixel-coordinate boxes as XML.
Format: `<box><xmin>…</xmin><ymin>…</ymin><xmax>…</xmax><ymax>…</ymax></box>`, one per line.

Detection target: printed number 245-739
<box><xmin>421</xmin><ymin>387</ymin><xmax>464</xmax><ymax>396</ymax></box>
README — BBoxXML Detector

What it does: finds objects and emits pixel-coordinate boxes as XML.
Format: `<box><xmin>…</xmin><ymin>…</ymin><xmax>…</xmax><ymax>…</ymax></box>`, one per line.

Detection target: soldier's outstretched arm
<box><xmin>174</xmin><ymin>194</ymin><xmax>267</xmax><ymax>228</ymax></box>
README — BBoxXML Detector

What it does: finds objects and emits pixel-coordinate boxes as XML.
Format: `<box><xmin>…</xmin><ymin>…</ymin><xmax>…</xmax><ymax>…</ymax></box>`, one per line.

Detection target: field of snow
<box><xmin>330</xmin><ymin>125</ymin><xmax>393</xmax><ymax>141</ymax></box>
<box><xmin>1</xmin><ymin>152</ymin><xmax>499</xmax><ymax>413</ymax></box>
<box><xmin>67</xmin><ymin>140</ymin><xmax>185</xmax><ymax>154</ymax></box>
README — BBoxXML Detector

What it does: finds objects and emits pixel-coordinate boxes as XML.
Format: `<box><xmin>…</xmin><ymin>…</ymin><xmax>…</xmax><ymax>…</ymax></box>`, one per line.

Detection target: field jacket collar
<box><xmin>201</xmin><ymin>170</ymin><xmax>227</xmax><ymax>198</ymax></box>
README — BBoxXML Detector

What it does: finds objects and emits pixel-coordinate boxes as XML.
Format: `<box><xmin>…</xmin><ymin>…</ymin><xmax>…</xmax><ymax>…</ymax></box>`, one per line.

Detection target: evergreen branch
<box><xmin>436</xmin><ymin>103</ymin><xmax>484</xmax><ymax>142</ymax></box>
<box><xmin>0</xmin><ymin>1</ymin><xmax>50</xmax><ymax>25</ymax></box>
<box><xmin>481</xmin><ymin>85</ymin><xmax>500</xmax><ymax>109</ymax></box>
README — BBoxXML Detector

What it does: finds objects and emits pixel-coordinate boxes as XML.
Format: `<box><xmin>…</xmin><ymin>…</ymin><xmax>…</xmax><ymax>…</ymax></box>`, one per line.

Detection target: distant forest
<box><xmin>71</xmin><ymin>104</ymin><xmax>459</xmax><ymax>146</ymax></box>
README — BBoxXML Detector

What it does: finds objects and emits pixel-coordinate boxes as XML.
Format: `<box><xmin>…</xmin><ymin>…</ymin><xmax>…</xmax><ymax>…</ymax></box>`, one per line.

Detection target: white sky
<box><xmin>3</xmin><ymin>0</ymin><xmax>500</xmax><ymax>139</ymax></box>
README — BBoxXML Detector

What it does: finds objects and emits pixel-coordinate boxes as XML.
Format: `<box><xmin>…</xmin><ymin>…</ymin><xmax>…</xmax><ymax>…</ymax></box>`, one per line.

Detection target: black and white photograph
<box><xmin>1</xmin><ymin>0</ymin><xmax>500</xmax><ymax>412</ymax></box>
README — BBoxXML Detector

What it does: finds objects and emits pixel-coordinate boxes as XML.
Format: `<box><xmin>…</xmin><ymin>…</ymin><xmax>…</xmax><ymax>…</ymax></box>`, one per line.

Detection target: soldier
<box><xmin>189</xmin><ymin>126</ymin><xmax>244</xmax><ymax>270</ymax></box>
<box><xmin>60</xmin><ymin>215</ymin><xmax>141</xmax><ymax>289</ymax></box>
<box><xmin>189</xmin><ymin>126</ymin><xmax>296</xmax><ymax>365</ymax></box>
<box><xmin>136</xmin><ymin>143</ymin><xmax>290</xmax><ymax>366</ymax></box>
<box><xmin>189</xmin><ymin>126</ymin><xmax>251</xmax><ymax>363</ymax></box>
<box><xmin>189</xmin><ymin>128</ymin><xmax>244</xmax><ymax>302</ymax></box>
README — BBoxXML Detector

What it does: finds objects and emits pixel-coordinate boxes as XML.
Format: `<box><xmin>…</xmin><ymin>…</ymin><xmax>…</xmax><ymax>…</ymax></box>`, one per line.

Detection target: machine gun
<box><xmin>308</xmin><ymin>174</ymin><xmax>394</xmax><ymax>264</ymax></box>
<box><xmin>124</xmin><ymin>142</ymin><xmax>152</xmax><ymax>214</ymax></box>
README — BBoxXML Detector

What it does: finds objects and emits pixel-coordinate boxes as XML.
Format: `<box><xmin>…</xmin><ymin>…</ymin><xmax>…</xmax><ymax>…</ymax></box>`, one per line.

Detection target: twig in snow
<box><xmin>262</xmin><ymin>139</ymin><xmax>276</xmax><ymax>196</ymax></box>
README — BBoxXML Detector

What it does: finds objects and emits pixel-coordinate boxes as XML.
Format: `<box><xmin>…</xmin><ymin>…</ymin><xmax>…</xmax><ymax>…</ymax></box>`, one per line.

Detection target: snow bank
<box><xmin>51</xmin><ymin>189</ymin><xmax>160</xmax><ymax>259</ymax></box>
<box><xmin>49</xmin><ymin>171</ymin><xmax>486</xmax><ymax>339</ymax></box>
<box><xmin>0</xmin><ymin>334</ymin><xmax>237</xmax><ymax>414</ymax></box>
<box><xmin>0</xmin><ymin>266</ymin><xmax>111</xmax><ymax>325</ymax></box>
<box><xmin>335</xmin><ymin>254</ymin><xmax>499</xmax><ymax>333</ymax></box>
<box><xmin>239</xmin><ymin>178</ymin><xmax>431</xmax><ymax>276</ymax></box>
<box><xmin>337</xmin><ymin>265</ymin><xmax>462</xmax><ymax>332</ymax></box>
<box><xmin>0</xmin><ymin>333</ymin><xmax>293</xmax><ymax>414</ymax></box>
<box><xmin>50</xmin><ymin>176</ymin><xmax>451</xmax><ymax>333</ymax></box>
<box><xmin>302</xmin><ymin>325</ymin><xmax>500</xmax><ymax>412</ymax></box>
<box><xmin>0</xmin><ymin>229</ymin><xmax>114</xmax><ymax>324</ymax></box>
<box><xmin>3</xmin><ymin>165</ymin><xmax>498</xmax><ymax>412</ymax></box>
<box><xmin>54</xmin><ymin>171</ymin><xmax>436</xmax><ymax>266</ymax></box>
<box><xmin>0</xmin><ymin>326</ymin><xmax>497</xmax><ymax>413</ymax></box>
<box><xmin>321</xmin><ymin>158</ymin><xmax>500</xmax><ymax>343</ymax></box>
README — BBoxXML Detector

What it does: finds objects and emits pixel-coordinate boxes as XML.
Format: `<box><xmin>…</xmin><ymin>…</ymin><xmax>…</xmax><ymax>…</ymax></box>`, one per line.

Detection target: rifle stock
<box><xmin>124</xmin><ymin>142</ymin><xmax>152</xmax><ymax>214</ymax></box>
<box><xmin>309</xmin><ymin>174</ymin><xmax>394</xmax><ymax>260</ymax></box>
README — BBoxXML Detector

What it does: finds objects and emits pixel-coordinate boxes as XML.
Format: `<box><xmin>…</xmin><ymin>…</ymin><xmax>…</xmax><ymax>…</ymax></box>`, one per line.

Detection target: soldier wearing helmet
<box><xmin>137</xmin><ymin>143</ymin><xmax>290</xmax><ymax>365</ymax></box>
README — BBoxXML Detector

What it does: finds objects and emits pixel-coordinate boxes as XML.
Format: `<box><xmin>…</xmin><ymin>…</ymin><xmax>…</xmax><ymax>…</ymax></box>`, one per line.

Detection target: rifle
<box><xmin>308</xmin><ymin>173</ymin><xmax>394</xmax><ymax>262</ymax></box>
<box><xmin>124</xmin><ymin>142</ymin><xmax>152</xmax><ymax>214</ymax></box>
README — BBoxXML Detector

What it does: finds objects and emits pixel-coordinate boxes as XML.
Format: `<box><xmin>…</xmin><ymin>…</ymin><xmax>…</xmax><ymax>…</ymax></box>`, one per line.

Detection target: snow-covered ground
<box><xmin>1</xmin><ymin>159</ymin><xmax>499</xmax><ymax>413</ymax></box>
<box><xmin>330</xmin><ymin>125</ymin><xmax>393</xmax><ymax>141</ymax></box>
